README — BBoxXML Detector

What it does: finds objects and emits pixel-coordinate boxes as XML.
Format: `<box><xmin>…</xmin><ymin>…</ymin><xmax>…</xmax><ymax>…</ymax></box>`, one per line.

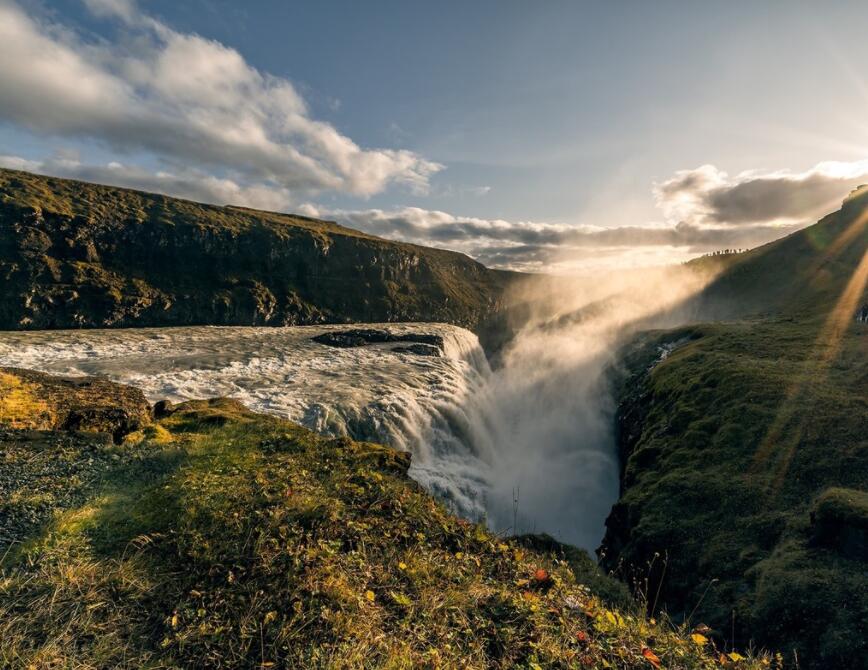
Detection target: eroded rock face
<box><xmin>0</xmin><ymin>367</ymin><xmax>151</xmax><ymax>442</ymax></box>
<box><xmin>311</xmin><ymin>328</ymin><xmax>445</xmax><ymax>351</ymax></box>
<box><xmin>0</xmin><ymin>169</ymin><xmax>516</xmax><ymax>331</ymax></box>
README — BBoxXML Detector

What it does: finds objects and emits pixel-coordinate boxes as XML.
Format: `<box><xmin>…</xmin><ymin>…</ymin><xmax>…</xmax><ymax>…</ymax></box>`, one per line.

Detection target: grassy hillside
<box><xmin>602</xmin><ymin>188</ymin><xmax>868</xmax><ymax>669</ymax></box>
<box><xmin>0</xmin><ymin>370</ymin><xmax>774</xmax><ymax>669</ymax></box>
<box><xmin>0</xmin><ymin>168</ymin><xmax>516</xmax><ymax>331</ymax></box>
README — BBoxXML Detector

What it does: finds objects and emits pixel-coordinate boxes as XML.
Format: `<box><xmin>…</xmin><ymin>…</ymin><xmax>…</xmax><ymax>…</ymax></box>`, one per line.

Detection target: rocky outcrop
<box><xmin>0</xmin><ymin>168</ymin><xmax>516</xmax><ymax>331</ymax></box>
<box><xmin>311</xmin><ymin>328</ymin><xmax>444</xmax><ymax>350</ymax></box>
<box><xmin>0</xmin><ymin>367</ymin><xmax>151</xmax><ymax>442</ymax></box>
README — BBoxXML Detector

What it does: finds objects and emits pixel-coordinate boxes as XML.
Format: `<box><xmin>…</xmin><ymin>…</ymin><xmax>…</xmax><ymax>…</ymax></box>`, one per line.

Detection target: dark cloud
<box><xmin>706</xmin><ymin>172</ymin><xmax>864</xmax><ymax>224</ymax></box>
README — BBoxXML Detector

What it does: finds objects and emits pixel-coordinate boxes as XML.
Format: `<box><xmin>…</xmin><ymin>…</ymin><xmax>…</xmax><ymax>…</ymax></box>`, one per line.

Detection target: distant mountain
<box><xmin>602</xmin><ymin>188</ymin><xmax>868</xmax><ymax>668</ymax></box>
<box><xmin>0</xmin><ymin>169</ymin><xmax>516</xmax><ymax>331</ymax></box>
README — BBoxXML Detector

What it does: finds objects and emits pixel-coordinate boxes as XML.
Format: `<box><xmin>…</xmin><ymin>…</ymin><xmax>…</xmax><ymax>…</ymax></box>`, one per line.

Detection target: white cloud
<box><xmin>303</xmin><ymin>158</ymin><xmax>868</xmax><ymax>271</ymax></box>
<box><xmin>0</xmin><ymin>154</ymin><xmax>40</xmax><ymax>172</ymax></box>
<box><xmin>6</xmin><ymin>152</ymin><xmax>857</xmax><ymax>272</ymax></box>
<box><xmin>0</xmin><ymin>0</ymin><xmax>441</xmax><ymax>199</ymax></box>
<box><xmin>655</xmin><ymin>160</ymin><xmax>868</xmax><ymax>227</ymax></box>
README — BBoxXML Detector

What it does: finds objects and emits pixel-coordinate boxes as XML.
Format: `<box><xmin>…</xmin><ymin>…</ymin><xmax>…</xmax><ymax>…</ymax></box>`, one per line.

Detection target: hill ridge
<box><xmin>0</xmin><ymin>168</ymin><xmax>516</xmax><ymax>331</ymax></box>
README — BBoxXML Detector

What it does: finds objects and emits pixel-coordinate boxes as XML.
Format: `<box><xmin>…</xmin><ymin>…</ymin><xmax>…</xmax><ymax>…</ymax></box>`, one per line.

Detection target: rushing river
<box><xmin>0</xmin><ymin>311</ymin><xmax>638</xmax><ymax>550</ymax></box>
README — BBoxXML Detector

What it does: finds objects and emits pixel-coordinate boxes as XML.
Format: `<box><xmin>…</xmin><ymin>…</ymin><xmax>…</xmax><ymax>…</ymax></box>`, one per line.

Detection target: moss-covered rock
<box><xmin>810</xmin><ymin>487</ymin><xmax>868</xmax><ymax>559</ymax></box>
<box><xmin>0</xmin><ymin>367</ymin><xmax>151</xmax><ymax>441</ymax></box>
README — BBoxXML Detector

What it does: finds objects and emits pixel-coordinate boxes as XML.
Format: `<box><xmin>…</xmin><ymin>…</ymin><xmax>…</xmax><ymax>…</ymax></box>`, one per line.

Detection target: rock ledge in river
<box><xmin>312</xmin><ymin>328</ymin><xmax>444</xmax><ymax>352</ymax></box>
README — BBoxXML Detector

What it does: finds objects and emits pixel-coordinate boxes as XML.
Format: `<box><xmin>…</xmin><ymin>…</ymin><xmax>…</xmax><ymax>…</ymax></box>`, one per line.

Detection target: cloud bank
<box><xmin>0</xmin><ymin>0</ymin><xmax>440</xmax><ymax>200</ymax></box>
<box><xmin>1</xmin><ymin>2</ymin><xmax>866</xmax><ymax>272</ymax></box>
<box><xmin>304</xmin><ymin>159</ymin><xmax>868</xmax><ymax>271</ymax></box>
<box><xmin>4</xmin><ymin>152</ymin><xmax>865</xmax><ymax>272</ymax></box>
<box><xmin>655</xmin><ymin>161</ymin><xmax>868</xmax><ymax>227</ymax></box>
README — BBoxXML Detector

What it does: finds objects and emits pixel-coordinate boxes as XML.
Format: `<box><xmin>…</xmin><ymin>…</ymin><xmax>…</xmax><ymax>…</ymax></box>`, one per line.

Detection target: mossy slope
<box><xmin>1</xmin><ymin>389</ymin><xmax>772</xmax><ymax>669</ymax></box>
<box><xmin>602</xmin><ymin>188</ymin><xmax>868</xmax><ymax>669</ymax></box>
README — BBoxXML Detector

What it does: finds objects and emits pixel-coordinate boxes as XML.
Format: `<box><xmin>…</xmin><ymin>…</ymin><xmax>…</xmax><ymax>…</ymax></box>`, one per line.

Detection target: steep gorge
<box><xmin>1</xmin><ymin>168</ymin><xmax>866</xmax><ymax>668</ymax></box>
<box><xmin>599</xmin><ymin>187</ymin><xmax>868</xmax><ymax>669</ymax></box>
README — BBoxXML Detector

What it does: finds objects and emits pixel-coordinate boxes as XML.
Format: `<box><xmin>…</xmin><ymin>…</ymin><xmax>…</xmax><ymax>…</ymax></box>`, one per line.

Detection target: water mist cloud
<box><xmin>470</xmin><ymin>263</ymin><xmax>716</xmax><ymax>549</ymax></box>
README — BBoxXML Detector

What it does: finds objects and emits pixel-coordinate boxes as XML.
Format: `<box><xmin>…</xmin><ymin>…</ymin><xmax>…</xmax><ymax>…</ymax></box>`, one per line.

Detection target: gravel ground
<box><xmin>0</xmin><ymin>428</ymin><xmax>137</xmax><ymax>551</ymax></box>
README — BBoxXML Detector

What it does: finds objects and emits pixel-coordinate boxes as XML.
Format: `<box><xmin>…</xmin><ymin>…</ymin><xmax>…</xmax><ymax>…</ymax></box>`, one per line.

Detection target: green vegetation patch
<box><xmin>1</xmin><ymin>398</ymin><xmax>772</xmax><ymax>669</ymax></box>
<box><xmin>604</xmin><ymin>317</ymin><xmax>867</xmax><ymax>669</ymax></box>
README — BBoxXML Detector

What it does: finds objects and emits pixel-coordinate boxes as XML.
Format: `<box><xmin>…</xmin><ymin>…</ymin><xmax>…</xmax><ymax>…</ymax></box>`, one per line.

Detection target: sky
<box><xmin>3</xmin><ymin>0</ymin><xmax>868</xmax><ymax>272</ymax></box>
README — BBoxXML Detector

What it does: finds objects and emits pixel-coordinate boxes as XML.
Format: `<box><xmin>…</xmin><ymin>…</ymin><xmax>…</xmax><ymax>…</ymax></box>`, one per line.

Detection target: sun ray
<box><xmin>750</xmin><ymin>206</ymin><xmax>868</xmax><ymax>492</ymax></box>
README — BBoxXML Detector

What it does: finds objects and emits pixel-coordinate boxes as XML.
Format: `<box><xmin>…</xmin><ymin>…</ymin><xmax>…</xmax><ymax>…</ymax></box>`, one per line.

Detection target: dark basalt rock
<box><xmin>312</xmin><ymin>328</ymin><xmax>445</xmax><ymax>351</ymax></box>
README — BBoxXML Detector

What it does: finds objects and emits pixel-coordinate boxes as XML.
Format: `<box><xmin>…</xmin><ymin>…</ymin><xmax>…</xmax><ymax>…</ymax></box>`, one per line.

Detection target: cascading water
<box><xmin>0</xmin><ymin>266</ymin><xmax>709</xmax><ymax>552</ymax></box>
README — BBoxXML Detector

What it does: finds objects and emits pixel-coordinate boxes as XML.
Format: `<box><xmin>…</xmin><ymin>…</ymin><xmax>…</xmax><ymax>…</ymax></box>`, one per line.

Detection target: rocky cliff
<box><xmin>0</xmin><ymin>169</ymin><xmax>516</xmax><ymax>331</ymax></box>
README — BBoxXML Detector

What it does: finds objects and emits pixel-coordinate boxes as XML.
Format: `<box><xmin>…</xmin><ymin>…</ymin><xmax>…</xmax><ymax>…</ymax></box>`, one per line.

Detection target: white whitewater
<box><xmin>0</xmin><ymin>258</ymin><xmax>709</xmax><ymax>553</ymax></box>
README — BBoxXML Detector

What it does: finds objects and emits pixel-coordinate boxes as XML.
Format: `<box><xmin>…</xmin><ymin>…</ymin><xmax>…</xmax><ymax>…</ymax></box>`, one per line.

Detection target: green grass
<box><xmin>604</xmin><ymin>311</ymin><xmax>867</xmax><ymax>668</ymax></box>
<box><xmin>0</xmin><ymin>167</ymin><xmax>369</xmax><ymax>241</ymax></box>
<box><xmin>602</xmin><ymin>187</ymin><xmax>868</xmax><ymax>669</ymax></box>
<box><xmin>1</xmin><ymin>398</ymin><xmax>773</xmax><ymax>669</ymax></box>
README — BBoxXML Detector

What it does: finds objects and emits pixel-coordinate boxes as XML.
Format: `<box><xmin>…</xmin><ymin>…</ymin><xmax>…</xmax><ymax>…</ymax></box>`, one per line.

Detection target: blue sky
<box><xmin>3</xmin><ymin>0</ymin><xmax>868</xmax><ymax>271</ymax></box>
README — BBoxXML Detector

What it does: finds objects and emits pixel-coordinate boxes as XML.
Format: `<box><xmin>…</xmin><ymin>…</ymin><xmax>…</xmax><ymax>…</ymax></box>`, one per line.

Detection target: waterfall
<box><xmin>0</xmin><ymin>258</ymin><xmax>708</xmax><ymax>553</ymax></box>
